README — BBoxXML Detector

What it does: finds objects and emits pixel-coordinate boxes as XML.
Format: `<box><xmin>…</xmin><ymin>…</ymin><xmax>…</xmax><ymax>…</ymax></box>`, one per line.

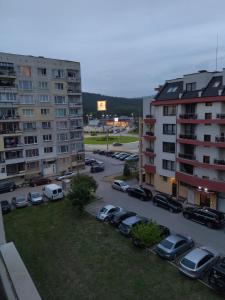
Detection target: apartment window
<box><xmin>39</xmin><ymin>95</ymin><xmax>49</xmax><ymax>102</ymax></box>
<box><xmin>56</xmin><ymin>121</ymin><xmax>67</xmax><ymax>129</ymax></box>
<box><xmin>203</xmin><ymin>156</ymin><xmax>210</xmax><ymax>164</ymax></box>
<box><xmin>25</xmin><ymin>149</ymin><xmax>39</xmax><ymax>157</ymax></box>
<box><xmin>55</xmin><ymin>83</ymin><xmax>64</xmax><ymax>90</ymax></box>
<box><xmin>20</xmin><ymin>66</ymin><xmax>32</xmax><ymax>77</ymax></box>
<box><xmin>58</xmin><ymin>145</ymin><xmax>68</xmax><ymax>153</ymax></box>
<box><xmin>163</xmin><ymin>105</ymin><xmax>176</xmax><ymax>116</ymax></box>
<box><xmin>163</xmin><ymin>142</ymin><xmax>175</xmax><ymax>153</ymax></box>
<box><xmin>67</xmin><ymin>70</ymin><xmax>78</xmax><ymax>78</ymax></box>
<box><xmin>57</xmin><ymin>133</ymin><xmax>68</xmax><ymax>141</ymax></box>
<box><xmin>23</xmin><ymin>122</ymin><xmax>36</xmax><ymax>131</ymax></box>
<box><xmin>43</xmin><ymin>134</ymin><xmax>52</xmax><ymax>141</ymax></box>
<box><xmin>44</xmin><ymin>147</ymin><xmax>53</xmax><ymax>153</ymax></box>
<box><xmin>22</xmin><ymin>109</ymin><xmax>33</xmax><ymax>116</ymax></box>
<box><xmin>205</xmin><ymin>113</ymin><xmax>212</xmax><ymax>120</ymax></box>
<box><xmin>52</xmin><ymin>69</ymin><xmax>64</xmax><ymax>78</ymax></box>
<box><xmin>186</xmin><ymin>82</ymin><xmax>196</xmax><ymax>92</ymax></box>
<box><xmin>42</xmin><ymin>121</ymin><xmax>51</xmax><ymax>129</ymax></box>
<box><xmin>70</xmin><ymin>119</ymin><xmax>82</xmax><ymax>128</ymax></box>
<box><xmin>24</xmin><ymin>136</ymin><xmax>37</xmax><ymax>145</ymax></box>
<box><xmin>38</xmin><ymin>81</ymin><xmax>48</xmax><ymax>89</ymax></box>
<box><xmin>204</xmin><ymin>134</ymin><xmax>211</xmax><ymax>142</ymax></box>
<box><xmin>19</xmin><ymin>80</ymin><xmax>32</xmax><ymax>90</ymax></box>
<box><xmin>205</xmin><ymin>102</ymin><xmax>212</xmax><ymax>106</ymax></box>
<box><xmin>162</xmin><ymin>160</ymin><xmax>175</xmax><ymax>171</ymax></box>
<box><xmin>71</xmin><ymin>142</ymin><xmax>83</xmax><ymax>152</ymax></box>
<box><xmin>56</xmin><ymin>108</ymin><xmax>67</xmax><ymax>117</ymax></box>
<box><xmin>162</xmin><ymin>176</ymin><xmax>168</xmax><ymax>182</ymax></box>
<box><xmin>167</xmin><ymin>86</ymin><xmax>178</xmax><ymax>93</ymax></box>
<box><xmin>41</xmin><ymin>108</ymin><xmax>50</xmax><ymax>115</ymax></box>
<box><xmin>69</xmin><ymin>108</ymin><xmax>80</xmax><ymax>116</ymax></box>
<box><xmin>37</xmin><ymin>68</ymin><xmax>47</xmax><ymax>76</ymax></box>
<box><xmin>163</xmin><ymin>124</ymin><xmax>176</xmax><ymax>135</ymax></box>
<box><xmin>27</xmin><ymin>161</ymin><xmax>39</xmax><ymax>170</ymax></box>
<box><xmin>0</xmin><ymin>92</ymin><xmax>16</xmax><ymax>102</ymax></box>
<box><xmin>20</xmin><ymin>95</ymin><xmax>35</xmax><ymax>104</ymax></box>
<box><xmin>55</xmin><ymin>96</ymin><xmax>66</xmax><ymax>104</ymax></box>
<box><xmin>70</xmin><ymin>131</ymin><xmax>82</xmax><ymax>140</ymax></box>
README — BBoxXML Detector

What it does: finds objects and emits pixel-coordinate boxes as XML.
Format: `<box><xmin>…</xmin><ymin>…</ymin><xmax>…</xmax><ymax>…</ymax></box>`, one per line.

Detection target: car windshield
<box><xmin>181</xmin><ymin>258</ymin><xmax>196</xmax><ymax>269</ymax></box>
<box><xmin>160</xmin><ymin>239</ymin><xmax>174</xmax><ymax>249</ymax></box>
<box><xmin>31</xmin><ymin>193</ymin><xmax>41</xmax><ymax>198</ymax></box>
<box><xmin>100</xmin><ymin>207</ymin><xmax>107</xmax><ymax>214</ymax></box>
<box><xmin>120</xmin><ymin>182</ymin><xmax>128</xmax><ymax>186</ymax></box>
<box><xmin>16</xmin><ymin>197</ymin><xmax>25</xmax><ymax>202</ymax></box>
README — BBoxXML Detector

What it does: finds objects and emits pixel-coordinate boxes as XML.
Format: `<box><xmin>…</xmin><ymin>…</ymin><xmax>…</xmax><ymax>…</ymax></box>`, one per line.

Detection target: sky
<box><xmin>1</xmin><ymin>0</ymin><xmax>225</xmax><ymax>98</ymax></box>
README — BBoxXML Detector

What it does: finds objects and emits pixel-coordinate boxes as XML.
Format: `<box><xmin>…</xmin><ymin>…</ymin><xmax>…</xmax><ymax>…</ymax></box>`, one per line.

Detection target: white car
<box><xmin>112</xmin><ymin>180</ymin><xmax>130</xmax><ymax>192</ymax></box>
<box><xmin>96</xmin><ymin>205</ymin><xmax>123</xmax><ymax>221</ymax></box>
<box><xmin>56</xmin><ymin>171</ymin><xmax>75</xmax><ymax>181</ymax></box>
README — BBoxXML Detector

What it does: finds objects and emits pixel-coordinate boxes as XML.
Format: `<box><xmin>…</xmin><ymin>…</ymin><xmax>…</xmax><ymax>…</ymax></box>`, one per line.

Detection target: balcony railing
<box><xmin>180</xmin><ymin>167</ymin><xmax>194</xmax><ymax>175</ymax></box>
<box><xmin>215</xmin><ymin>136</ymin><xmax>225</xmax><ymax>142</ymax></box>
<box><xmin>0</xmin><ymin>129</ymin><xmax>22</xmax><ymax>134</ymax></box>
<box><xmin>0</xmin><ymin>115</ymin><xmax>20</xmax><ymax>120</ymax></box>
<box><xmin>178</xmin><ymin>153</ymin><xmax>196</xmax><ymax>160</ymax></box>
<box><xmin>179</xmin><ymin>134</ymin><xmax>197</xmax><ymax>140</ymax></box>
<box><xmin>67</xmin><ymin>89</ymin><xmax>81</xmax><ymax>94</ymax></box>
<box><xmin>179</xmin><ymin>113</ymin><xmax>197</xmax><ymax>119</ymax></box>
<box><xmin>216</xmin><ymin>114</ymin><xmax>225</xmax><ymax>119</ymax></box>
<box><xmin>145</xmin><ymin>131</ymin><xmax>154</xmax><ymax>136</ymax></box>
<box><xmin>0</xmin><ymin>70</ymin><xmax>16</xmax><ymax>77</ymax></box>
<box><xmin>214</xmin><ymin>159</ymin><xmax>225</xmax><ymax>165</ymax></box>
<box><xmin>145</xmin><ymin>114</ymin><xmax>154</xmax><ymax>118</ymax></box>
<box><xmin>146</xmin><ymin>148</ymin><xmax>154</xmax><ymax>153</ymax></box>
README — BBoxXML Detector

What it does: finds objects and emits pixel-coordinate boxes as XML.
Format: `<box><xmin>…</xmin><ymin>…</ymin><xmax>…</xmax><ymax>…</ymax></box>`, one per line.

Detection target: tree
<box><xmin>67</xmin><ymin>174</ymin><xmax>98</xmax><ymax>213</ymax></box>
<box><xmin>123</xmin><ymin>163</ymin><xmax>131</xmax><ymax>177</ymax></box>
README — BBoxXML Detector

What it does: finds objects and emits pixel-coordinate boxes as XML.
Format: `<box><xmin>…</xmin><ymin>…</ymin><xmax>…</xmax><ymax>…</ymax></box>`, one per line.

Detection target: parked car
<box><xmin>112</xmin><ymin>180</ymin><xmax>130</xmax><ymax>192</ymax></box>
<box><xmin>88</xmin><ymin>159</ymin><xmax>98</xmax><ymax>166</ymax></box>
<box><xmin>112</xmin><ymin>142</ymin><xmax>122</xmax><ymax>146</ymax></box>
<box><xmin>30</xmin><ymin>176</ymin><xmax>51</xmax><ymax>187</ymax></box>
<box><xmin>111</xmin><ymin>152</ymin><xmax>120</xmax><ymax>158</ymax></box>
<box><xmin>127</xmin><ymin>186</ymin><xmax>153</xmax><ymax>201</ymax></box>
<box><xmin>118</xmin><ymin>215</ymin><xmax>148</xmax><ymax>236</ymax></box>
<box><xmin>43</xmin><ymin>184</ymin><xmax>64</xmax><ymax>201</ymax></box>
<box><xmin>183</xmin><ymin>206</ymin><xmax>225</xmax><ymax>229</ymax></box>
<box><xmin>12</xmin><ymin>196</ymin><xmax>28</xmax><ymax>208</ymax></box>
<box><xmin>153</xmin><ymin>194</ymin><xmax>183</xmax><ymax>213</ymax></box>
<box><xmin>90</xmin><ymin>165</ymin><xmax>104</xmax><ymax>173</ymax></box>
<box><xmin>105</xmin><ymin>151</ymin><xmax>115</xmax><ymax>157</ymax></box>
<box><xmin>27</xmin><ymin>192</ymin><xmax>43</xmax><ymax>205</ymax></box>
<box><xmin>109</xmin><ymin>210</ymin><xmax>137</xmax><ymax>227</ymax></box>
<box><xmin>85</xmin><ymin>158</ymin><xmax>96</xmax><ymax>165</ymax></box>
<box><xmin>98</xmin><ymin>150</ymin><xmax>106</xmax><ymax>155</ymax></box>
<box><xmin>179</xmin><ymin>246</ymin><xmax>219</xmax><ymax>279</ymax></box>
<box><xmin>125</xmin><ymin>154</ymin><xmax>139</xmax><ymax>162</ymax></box>
<box><xmin>155</xmin><ymin>234</ymin><xmax>194</xmax><ymax>260</ymax></box>
<box><xmin>0</xmin><ymin>200</ymin><xmax>11</xmax><ymax>214</ymax></box>
<box><xmin>56</xmin><ymin>171</ymin><xmax>75</xmax><ymax>181</ymax></box>
<box><xmin>96</xmin><ymin>205</ymin><xmax>123</xmax><ymax>221</ymax></box>
<box><xmin>208</xmin><ymin>257</ymin><xmax>225</xmax><ymax>293</ymax></box>
<box><xmin>119</xmin><ymin>153</ymin><xmax>130</xmax><ymax>161</ymax></box>
<box><xmin>0</xmin><ymin>180</ymin><xmax>16</xmax><ymax>193</ymax></box>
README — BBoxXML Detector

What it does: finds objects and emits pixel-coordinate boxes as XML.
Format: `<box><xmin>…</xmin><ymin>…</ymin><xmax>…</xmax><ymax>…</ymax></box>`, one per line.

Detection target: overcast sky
<box><xmin>1</xmin><ymin>0</ymin><xmax>225</xmax><ymax>97</ymax></box>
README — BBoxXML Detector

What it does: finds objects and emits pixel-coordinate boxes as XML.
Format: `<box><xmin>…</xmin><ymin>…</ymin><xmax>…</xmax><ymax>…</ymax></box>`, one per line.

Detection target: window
<box><xmin>20</xmin><ymin>95</ymin><xmax>35</xmax><ymax>104</ymax></box>
<box><xmin>41</xmin><ymin>108</ymin><xmax>50</xmax><ymax>115</ymax></box>
<box><xmin>39</xmin><ymin>95</ymin><xmax>49</xmax><ymax>102</ymax></box>
<box><xmin>71</xmin><ymin>142</ymin><xmax>84</xmax><ymax>152</ymax></box>
<box><xmin>44</xmin><ymin>147</ymin><xmax>53</xmax><ymax>153</ymax></box>
<box><xmin>69</xmin><ymin>108</ymin><xmax>80</xmax><ymax>116</ymax></box>
<box><xmin>37</xmin><ymin>68</ymin><xmax>47</xmax><ymax>76</ymax></box>
<box><xmin>213</xmin><ymin>81</ymin><xmax>220</xmax><ymax>88</ymax></box>
<box><xmin>167</xmin><ymin>86</ymin><xmax>178</xmax><ymax>93</ymax></box>
<box><xmin>163</xmin><ymin>105</ymin><xmax>176</xmax><ymax>116</ymax></box>
<box><xmin>56</xmin><ymin>108</ymin><xmax>67</xmax><ymax>117</ymax></box>
<box><xmin>26</xmin><ymin>161</ymin><xmax>39</xmax><ymax>170</ymax></box>
<box><xmin>70</xmin><ymin>131</ymin><xmax>82</xmax><ymax>140</ymax></box>
<box><xmin>24</xmin><ymin>136</ymin><xmax>37</xmax><ymax>144</ymax></box>
<box><xmin>58</xmin><ymin>145</ymin><xmax>69</xmax><ymax>153</ymax></box>
<box><xmin>22</xmin><ymin>109</ymin><xmax>33</xmax><ymax>116</ymax></box>
<box><xmin>163</xmin><ymin>124</ymin><xmax>176</xmax><ymax>135</ymax></box>
<box><xmin>23</xmin><ymin>122</ymin><xmax>36</xmax><ymax>131</ymax></box>
<box><xmin>163</xmin><ymin>142</ymin><xmax>175</xmax><ymax>153</ymax></box>
<box><xmin>55</xmin><ymin>83</ymin><xmax>64</xmax><ymax>90</ymax></box>
<box><xmin>162</xmin><ymin>176</ymin><xmax>168</xmax><ymax>182</ymax></box>
<box><xmin>25</xmin><ymin>149</ymin><xmax>39</xmax><ymax>157</ymax></box>
<box><xmin>204</xmin><ymin>134</ymin><xmax>211</xmax><ymax>142</ymax></box>
<box><xmin>162</xmin><ymin>160</ymin><xmax>175</xmax><ymax>171</ymax></box>
<box><xmin>19</xmin><ymin>80</ymin><xmax>32</xmax><ymax>90</ymax></box>
<box><xmin>43</xmin><ymin>134</ymin><xmax>52</xmax><ymax>141</ymax></box>
<box><xmin>57</xmin><ymin>133</ymin><xmax>68</xmax><ymax>141</ymax></box>
<box><xmin>0</xmin><ymin>92</ymin><xmax>16</xmax><ymax>102</ymax></box>
<box><xmin>42</xmin><ymin>121</ymin><xmax>51</xmax><ymax>129</ymax></box>
<box><xmin>38</xmin><ymin>81</ymin><xmax>48</xmax><ymax>89</ymax></box>
<box><xmin>205</xmin><ymin>102</ymin><xmax>212</xmax><ymax>106</ymax></box>
<box><xmin>52</xmin><ymin>69</ymin><xmax>64</xmax><ymax>78</ymax></box>
<box><xmin>55</xmin><ymin>96</ymin><xmax>66</xmax><ymax>104</ymax></box>
<box><xmin>186</xmin><ymin>82</ymin><xmax>196</xmax><ymax>92</ymax></box>
<box><xmin>56</xmin><ymin>121</ymin><xmax>67</xmax><ymax>129</ymax></box>
<box><xmin>203</xmin><ymin>156</ymin><xmax>210</xmax><ymax>164</ymax></box>
<box><xmin>20</xmin><ymin>66</ymin><xmax>32</xmax><ymax>77</ymax></box>
<box><xmin>70</xmin><ymin>119</ymin><xmax>82</xmax><ymax>128</ymax></box>
<box><xmin>67</xmin><ymin>69</ymin><xmax>78</xmax><ymax>78</ymax></box>
<box><xmin>205</xmin><ymin>113</ymin><xmax>212</xmax><ymax>120</ymax></box>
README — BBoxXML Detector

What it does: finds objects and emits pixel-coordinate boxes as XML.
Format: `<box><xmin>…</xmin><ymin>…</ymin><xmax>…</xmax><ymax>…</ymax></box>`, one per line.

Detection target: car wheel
<box><xmin>104</xmin><ymin>217</ymin><xmax>110</xmax><ymax>224</ymax></box>
<box><xmin>153</xmin><ymin>201</ymin><xmax>158</xmax><ymax>206</ymax></box>
<box><xmin>183</xmin><ymin>213</ymin><xmax>190</xmax><ymax>219</ymax></box>
<box><xmin>207</xmin><ymin>222</ymin><xmax>213</xmax><ymax>228</ymax></box>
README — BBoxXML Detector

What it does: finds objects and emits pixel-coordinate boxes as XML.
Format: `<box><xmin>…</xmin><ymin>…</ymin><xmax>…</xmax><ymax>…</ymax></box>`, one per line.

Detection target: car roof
<box><xmin>184</xmin><ymin>247</ymin><xmax>211</xmax><ymax>263</ymax></box>
<box><xmin>122</xmin><ymin>215</ymin><xmax>144</xmax><ymax>225</ymax></box>
<box><xmin>45</xmin><ymin>184</ymin><xmax>61</xmax><ymax>189</ymax></box>
<box><xmin>114</xmin><ymin>180</ymin><xmax>126</xmax><ymax>184</ymax></box>
<box><xmin>30</xmin><ymin>191</ymin><xmax>40</xmax><ymax>195</ymax></box>
<box><xmin>103</xmin><ymin>205</ymin><xmax>115</xmax><ymax>210</ymax></box>
<box><xmin>165</xmin><ymin>234</ymin><xmax>186</xmax><ymax>244</ymax></box>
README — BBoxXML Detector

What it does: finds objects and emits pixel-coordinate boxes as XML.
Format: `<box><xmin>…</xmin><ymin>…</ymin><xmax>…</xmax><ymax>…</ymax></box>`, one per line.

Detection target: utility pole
<box><xmin>139</xmin><ymin>117</ymin><xmax>143</xmax><ymax>186</ymax></box>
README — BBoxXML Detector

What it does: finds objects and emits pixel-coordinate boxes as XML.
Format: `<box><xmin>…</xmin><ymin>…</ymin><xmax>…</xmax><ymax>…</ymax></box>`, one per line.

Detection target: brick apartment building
<box><xmin>142</xmin><ymin>70</ymin><xmax>225</xmax><ymax>213</ymax></box>
<box><xmin>0</xmin><ymin>52</ymin><xmax>84</xmax><ymax>184</ymax></box>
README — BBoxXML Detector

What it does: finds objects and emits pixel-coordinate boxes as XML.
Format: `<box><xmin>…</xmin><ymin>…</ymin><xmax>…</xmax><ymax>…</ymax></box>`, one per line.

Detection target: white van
<box><xmin>43</xmin><ymin>184</ymin><xmax>64</xmax><ymax>201</ymax></box>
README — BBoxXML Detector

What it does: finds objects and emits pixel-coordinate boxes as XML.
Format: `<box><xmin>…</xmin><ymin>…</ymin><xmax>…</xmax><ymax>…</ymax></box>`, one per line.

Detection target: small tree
<box><xmin>123</xmin><ymin>163</ymin><xmax>131</xmax><ymax>178</ymax></box>
<box><xmin>67</xmin><ymin>174</ymin><xmax>98</xmax><ymax>213</ymax></box>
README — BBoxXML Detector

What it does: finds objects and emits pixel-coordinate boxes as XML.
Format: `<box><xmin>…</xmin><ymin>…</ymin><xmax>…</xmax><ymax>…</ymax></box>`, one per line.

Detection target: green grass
<box><xmin>4</xmin><ymin>201</ymin><xmax>220</xmax><ymax>300</ymax></box>
<box><xmin>84</xmin><ymin>135</ymin><xmax>138</xmax><ymax>144</ymax></box>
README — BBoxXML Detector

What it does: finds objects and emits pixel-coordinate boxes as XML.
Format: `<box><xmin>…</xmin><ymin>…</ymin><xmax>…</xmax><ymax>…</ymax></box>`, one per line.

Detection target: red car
<box><xmin>30</xmin><ymin>176</ymin><xmax>51</xmax><ymax>187</ymax></box>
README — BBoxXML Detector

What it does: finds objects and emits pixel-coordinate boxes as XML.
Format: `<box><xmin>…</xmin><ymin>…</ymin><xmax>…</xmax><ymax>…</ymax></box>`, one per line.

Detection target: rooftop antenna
<box><xmin>216</xmin><ymin>33</ymin><xmax>219</xmax><ymax>71</ymax></box>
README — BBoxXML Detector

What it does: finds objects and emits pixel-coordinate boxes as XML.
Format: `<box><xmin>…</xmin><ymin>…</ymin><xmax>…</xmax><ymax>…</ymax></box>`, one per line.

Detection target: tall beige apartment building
<box><xmin>0</xmin><ymin>52</ymin><xmax>84</xmax><ymax>184</ymax></box>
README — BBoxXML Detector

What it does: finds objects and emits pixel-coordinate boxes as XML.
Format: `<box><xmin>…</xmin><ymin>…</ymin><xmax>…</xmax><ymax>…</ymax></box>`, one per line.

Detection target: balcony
<box><xmin>0</xmin><ymin>129</ymin><xmax>22</xmax><ymax>135</ymax></box>
<box><xmin>216</xmin><ymin>114</ymin><xmax>225</xmax><ymax>119</ymax></box>
<box><xmin>68</xmin><ymin>102</ymin><xmax>82</xmax><ymax>107</ymax></box>
<box><xmin>144</xmin><ymin>132</ymin><xmax>155</xmax><ymax>141</ymax></box>
<box><xmin>179</xmin><ymin>134</ymin><xmax>196</xmax><ymax>140</ymax></box>
<box><xmin>179</xmin><ymin>113</ymin><xmax>197</xmax><ymax>119</ymax></box>
<box><xmin>144</xmin><ymin>163</ymin><xmax>156</xmax><ymax>174</ymax></box>
<box><xmin>144</xmin><ymin>115</ymin><xmax>156</xmax><ymax>125</ymax></box>
<box><xmin>6</xmin><ymin>162</ymin><xmax>25</xmax><ymax>177</ymax></box>
<box><xmin>67</xmin><ymin>89</ymin><xmax>81</xmax><ymax>94</ymax></box>
<box><xmin>144</xmin><ymin>149</ymin><xmax>155</xmax><ymax>158</ymax></box>
<box><xmin>0</xmin><ymin>66</ymin><xmax>16</xmax><ymax>78</ymax></box>
<box><xmin>214</xmin><ymin>159</ymin><xmax>225</xmax><ymax>165</ymax></box>
<box><xmin>215</xmin><ymin>136</ymin><xmax>225</xmax><ymax>142</ymax></box>
<box><xmin>178</xmin><ymin>153</ymin><xmax>196</xmax><ymax>160</ymax></box>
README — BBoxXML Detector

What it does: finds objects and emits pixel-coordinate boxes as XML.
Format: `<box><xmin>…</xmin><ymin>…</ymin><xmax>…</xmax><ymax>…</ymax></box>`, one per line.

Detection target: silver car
<box><xmin>12</xmin><ymin>196</ymin><xmax>28</xmax><ymax>208</ymax></box>
<box><xmin>96</xmin><ymin>205</ymin><xmax>123</xmax><ymax>221</ymax></box>
<box><xmin>179</xmin><ymin>246</ymin><xmax>219</xmax><ymax>279</ymax></box>
<box><xmin>27</xmin><ymin>192</ymin><xmax>43</xmax><ymax>205</ymax></box>
<box><xmin>155</xmin><ymin>234</ymin><xmax>194</xmax><ymax>260</ymax></box>
<box><xmin>112</xmin><ymin>180</ymin><xmax>130</xmax><ymax>192</ymax></box>
<box><xmin>56</xmin><ymin>171</ymin><xmax>75</xmax><ymax>181</ymax></box>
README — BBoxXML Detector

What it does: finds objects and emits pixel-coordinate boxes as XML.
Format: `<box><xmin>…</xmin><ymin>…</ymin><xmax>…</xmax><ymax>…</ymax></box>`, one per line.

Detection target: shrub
<box><xmin>123</xmin><ymin>163</ymin><xmax>131</xmax><ymax>177</ymax></box>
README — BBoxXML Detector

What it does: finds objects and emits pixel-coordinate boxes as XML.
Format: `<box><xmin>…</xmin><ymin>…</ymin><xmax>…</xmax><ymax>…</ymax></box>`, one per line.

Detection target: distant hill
<box><xmin>82</xmin><ymin>92</ymin><xmax>143</xmax><ymax>117</ymax></box>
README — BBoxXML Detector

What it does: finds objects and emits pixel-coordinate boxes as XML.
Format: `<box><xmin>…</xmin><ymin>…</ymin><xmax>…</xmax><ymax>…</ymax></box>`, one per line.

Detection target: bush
<box><xmin>131</xmin><ymin>221</ymin><xmax>163</xmax><ymax>248</ymax></box>
<box><xmin>123</xmin><ymin>163</ymin><xmax>131</xmax><ymax>177</ymax></box>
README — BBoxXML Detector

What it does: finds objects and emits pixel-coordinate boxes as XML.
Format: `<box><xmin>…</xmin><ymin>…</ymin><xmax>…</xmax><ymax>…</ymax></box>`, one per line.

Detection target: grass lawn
<box><xmin>84</xmin><ymin>135</ymin><xmax>138</xmax><ymax>144</ymax></box>
<box><xmin>4</xmin><ymin>201</ymin><xmax>220</xmax><ymax>300</ymax></box>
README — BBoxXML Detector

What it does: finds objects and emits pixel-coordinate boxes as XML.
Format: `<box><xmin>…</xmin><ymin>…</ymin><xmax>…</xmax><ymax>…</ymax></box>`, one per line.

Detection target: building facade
<box><xmin>0</xmin><ymin>52</ymin><xmax>84</xmax><ymax>183</ymax></box>
<box><xmin>142</xmin><ymin>69</ymin><xmax>225</xmax><ymax>213</ymax></box>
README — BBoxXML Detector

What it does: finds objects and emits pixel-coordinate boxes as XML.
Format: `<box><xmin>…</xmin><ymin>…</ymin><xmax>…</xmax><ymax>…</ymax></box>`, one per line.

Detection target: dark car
<box><xmin>90</xmin><ymin>165</ymin><xmax>104</xmax><ymax>173</ymax></box>
<box><xmin>93</xmin><ymin>149</ymin><xmax>101</xmax><ymax>154</ymax></box>
<box><xmin>183</xmin><ymin>206</ymin><xmax>225</xmax><ymax>229</ymax></box>
<box><xmin>153</xmin><ymin>194</ymin><xmax>183</xmax><ymax>213</ymax></box>
<box><xmin>112</xmin><ymin>142</ymin><xmax>122</xmax><ymax>146</ymax></box>
<box><xmin>0</xmin><ymin>200</ymin><xmax>11</xmax><ymax>214</ymax></box>
<box><xmin>208</xmin><ymin>257</ymin><xmax>225</xmax><ymax>293</ymax></box>
<box><xmin>118</xmin><ymin>215</ymin><xmax>148</xmax><ymax>236</ymax></box>
<box><xmin>0</xmin><ymin>180</ymin><xmax>16</xmax><ymax>193</ymax></box>
<box><xmin>85</xmin><ymin>158</ymin><xmax>97</xmax><ymax>166</ymax></box>
<box><xmin>30</xmin><ymin>176</ymin><xmax>51</xmax><ymax>187</ymax></box>
<box><xmin>119</xmin><ymin>153</ymin><xmax>131</xmax><ymax>161</ymax></box>
<box><xmin>127</xmin><ymin>186</ymin><xmax>153</xmax><ymax>201</ymax></box>
<box><xmin>105</xmin><ymin>151</ymin><xmax>115</xmax><ymax>157</ymax></box>
<box><xmin>109</xmin><ymin>210</ymin><xmax>137</xmax><ymax>227</ymax></box>
<box><xmin>98</xmin><ymin>150</ymin><xmax>106</xmax><ymax>155</ymax></box>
